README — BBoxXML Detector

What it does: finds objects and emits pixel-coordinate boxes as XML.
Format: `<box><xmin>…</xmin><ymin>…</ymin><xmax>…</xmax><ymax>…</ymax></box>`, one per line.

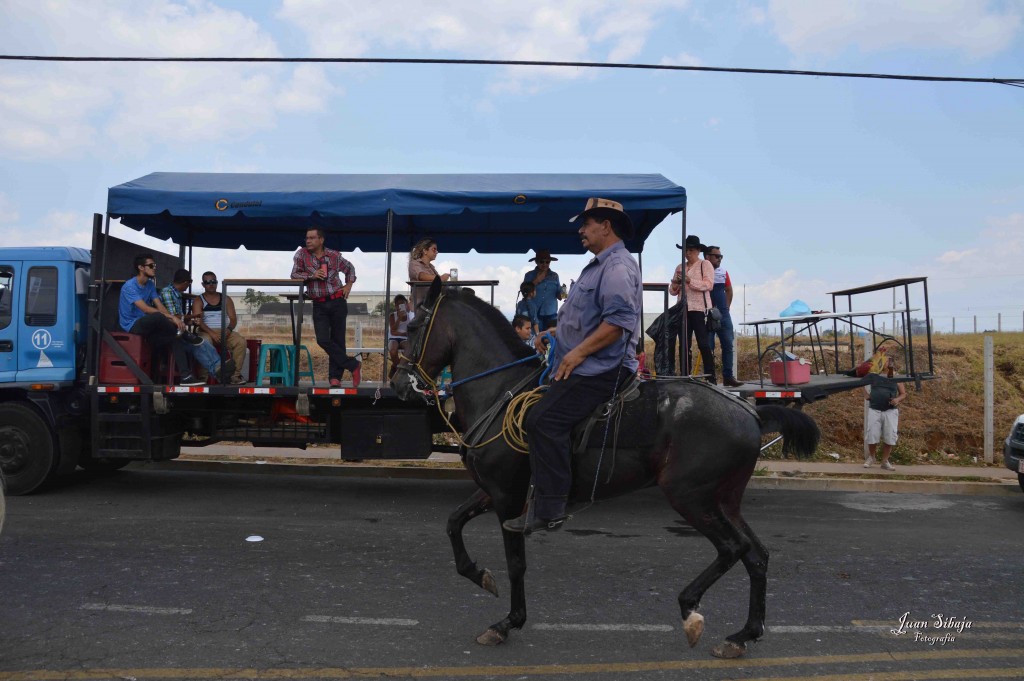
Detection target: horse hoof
<box><xmin>476</xmin><ymin>628</ymin><xmax>506</xmax><ymax>646</ymax></box>
<box><xmin>480</xmin><ymin>569</ymin><xmax>499</xmax><ymax>597</ymax></box>
<box><xmin>683</xmin><ymin>612</ymin><xmax>705</xmax><ymax>648</ymax></box>
<box><xmin>711</xmin><ymin>641</ymin><xmax>746</xmax><ymax>659</ymax></box>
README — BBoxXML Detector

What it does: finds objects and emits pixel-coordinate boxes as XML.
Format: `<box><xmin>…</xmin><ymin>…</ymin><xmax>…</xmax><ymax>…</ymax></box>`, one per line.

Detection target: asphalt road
<box><xmin>2</xmin><ymin>468</ymin><xmax>1023</xmax><ymax>680</ymax></box>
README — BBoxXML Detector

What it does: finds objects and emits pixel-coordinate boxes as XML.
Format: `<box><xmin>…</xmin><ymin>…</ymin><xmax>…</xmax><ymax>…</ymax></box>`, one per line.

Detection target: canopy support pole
<box><xmin>679</xmin><ymin>207</ymin><xmax>688</xmax><ymax>377</ymax></box>
<box><xmin>382</xmin><ymin>209</ymin><xmax>394</xmax><ymax>384</ymax></box>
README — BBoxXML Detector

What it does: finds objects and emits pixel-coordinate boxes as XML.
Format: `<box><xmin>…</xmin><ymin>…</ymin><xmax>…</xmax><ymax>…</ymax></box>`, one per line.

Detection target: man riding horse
<box><xmin>503</xmin><ymin>197</ymin><xmax>642</xmax><ymax>534</ymax></box>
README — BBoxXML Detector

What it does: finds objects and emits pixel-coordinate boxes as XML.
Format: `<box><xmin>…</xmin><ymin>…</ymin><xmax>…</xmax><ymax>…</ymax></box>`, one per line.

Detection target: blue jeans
<box><xmin>709</xmin><ymin>309</ymin><xmax>735</xmax><ymax>379</ymax></box>
<box><xmin>187</xmin><ymin>338</ymin><xmax>223</xmax><ymax>374</ymax></box>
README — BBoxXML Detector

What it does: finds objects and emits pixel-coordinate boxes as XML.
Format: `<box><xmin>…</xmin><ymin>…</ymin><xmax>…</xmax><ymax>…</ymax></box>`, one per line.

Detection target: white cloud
<box><xmin>276</xmin><ymin>65</ymin><xmax>341</xmax><ymax>113</ymax></box>
<box><xmin>0</xmin><ymin>1</ymin><xmax>334</xmax><ymax>158</ymax></box>
<box><xmin>0</xmin><ymin>193</ymin><xmax>21</xmax><ymax>224</ymax></box>
<box><xmin>278</xmin><ymin>0</ymin><xmax>690</xmax><ymax>93</ymax></box>
<box><xmin>660</xmin><ymin>52</ymin><xmax>703</xmax><ymax>67</ymax></box>
<box><xmin>766</xmin><ymin>0</ymin><xmax>1023</xmax><ymax>58</ymax></box>
<box><xmin>936</xmin><ymin>248</ymin><xmax>977</xmax><ymax>264</ymax></box>
<box><xmin>743</xmin><ymin>269</ymin><xmax>830</xmax><ymax>321</ymax></box>
<box><xmin>0</xmin><ymin>209</ymin><xmax>95</xmax><ymax>248</ymax></box>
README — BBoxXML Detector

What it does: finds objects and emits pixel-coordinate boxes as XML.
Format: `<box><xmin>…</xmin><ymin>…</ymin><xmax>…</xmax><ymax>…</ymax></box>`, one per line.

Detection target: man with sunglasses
<box><xmin>160</xmin><ymin>268</ymin><xmax>237</xmax><ymax>385</ymax></box>
<box><xmin>118</xmin><ymin>254</ymin><xmax>203</xmax><ymax>386</ymax></box>
<box><xmin>704</xmin><ymin>246</ymin><xmax>742</xmax><ymax>388</ymax></box>
<box><xmin>193</xmin><ymin>271</ymin><xmax>247</xmax><ymax>385</ymax></box>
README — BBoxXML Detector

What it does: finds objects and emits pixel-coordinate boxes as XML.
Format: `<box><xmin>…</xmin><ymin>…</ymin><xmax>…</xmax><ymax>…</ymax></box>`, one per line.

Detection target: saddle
<box><xmin>570</xmin><ymin>374</ymin><xmax>643</xmax><ymax>457</ymax></box>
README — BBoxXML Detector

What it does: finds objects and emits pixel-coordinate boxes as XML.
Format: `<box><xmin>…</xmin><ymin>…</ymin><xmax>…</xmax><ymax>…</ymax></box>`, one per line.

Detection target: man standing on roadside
<box><xmin>503</xmin><ymin>198</ymin><xmax>642</xmax><ymax>535</ymax></box>
<box><xmin>705</xmin><ymin>245</ymin><xmax>742</xmax><ymax>388</ymax></box>
<box><xmin>291</xmin><ymin>228</ymin><xmax>361</xmax><ymax>388</ymax></box>
<box><xmin>864</xmin><ymin>355</ymin><xmax>906</xmax><ymax>471</ymax></box>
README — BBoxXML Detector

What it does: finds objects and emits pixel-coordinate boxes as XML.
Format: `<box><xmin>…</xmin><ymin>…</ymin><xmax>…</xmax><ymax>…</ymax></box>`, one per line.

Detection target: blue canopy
<box><xmin>107</xmin><ymin>173</ymin><xmax>686</xmax><ymax>254</ymax></box>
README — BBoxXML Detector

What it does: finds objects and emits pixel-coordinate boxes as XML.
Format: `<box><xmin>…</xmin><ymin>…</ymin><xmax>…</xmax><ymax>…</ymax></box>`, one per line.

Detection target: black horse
<box><xmin>392</xmin><ymin>278</ymin><xmax>819</xmax><ymax>658</ymax></box>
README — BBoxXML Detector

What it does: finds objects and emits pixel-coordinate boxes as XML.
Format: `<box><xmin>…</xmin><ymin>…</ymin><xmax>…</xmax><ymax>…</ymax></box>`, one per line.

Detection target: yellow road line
<box><xmin>732</xmin><ymin>667</ymin><xmax>1024</xmax><ymax>681</ymax></box>
<box><xmin>1</xmin><ymin>648</ymin><xmax>1023</xmax><ymax>680</ymax></box>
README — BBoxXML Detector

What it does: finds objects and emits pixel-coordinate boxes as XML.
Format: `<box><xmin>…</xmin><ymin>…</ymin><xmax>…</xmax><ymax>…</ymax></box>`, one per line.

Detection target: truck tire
<box><xmin>0</xmin><ymin>402</ymin><xmax>57</xmax><ymax>495</ymax></box>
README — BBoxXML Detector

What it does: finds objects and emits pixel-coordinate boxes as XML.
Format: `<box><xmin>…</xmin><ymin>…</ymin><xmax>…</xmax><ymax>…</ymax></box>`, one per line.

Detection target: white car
<box><xmin>1004</xmin><ymin>414</ymin><xmax>1024</xmax><ymax>494</ymax></box>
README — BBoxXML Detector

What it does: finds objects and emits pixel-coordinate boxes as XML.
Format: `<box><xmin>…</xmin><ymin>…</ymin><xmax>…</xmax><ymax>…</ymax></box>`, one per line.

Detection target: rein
<box><xmin>396</xmin><ymin>291</ymin><xmax>544</xmax><ymax>450</ymax></box>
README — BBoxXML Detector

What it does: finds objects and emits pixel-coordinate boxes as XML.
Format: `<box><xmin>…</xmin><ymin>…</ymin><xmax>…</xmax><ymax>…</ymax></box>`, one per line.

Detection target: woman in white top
<box><xmin>387</xmin><ymin>294</ymin><xmax>413</xmax><ymax>380</ymax></box>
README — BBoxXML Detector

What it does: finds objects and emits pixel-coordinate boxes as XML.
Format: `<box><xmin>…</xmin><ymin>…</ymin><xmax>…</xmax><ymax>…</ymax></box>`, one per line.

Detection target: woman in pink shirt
<box><xmin>668</xmin><ymin>234</ymin><xmax>716</xmax><ymax>383</ymax></box>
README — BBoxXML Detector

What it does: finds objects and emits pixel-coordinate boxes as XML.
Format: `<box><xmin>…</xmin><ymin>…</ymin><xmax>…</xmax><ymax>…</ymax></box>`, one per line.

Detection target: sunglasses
<box><xmin>144</xmin><ymin>262</ymin><xmax>157</xmax><ymax>269</ymax></box>
<box><xmin>708</xmin><ymin>254</ymin><xmax>724</xmax><ymax>259</ymax></box>
<box><xmin>202</xmin><ymin>279</ymin><xmax>218</xmax><ymax>285</ymax></box>
<box><xmin>535</xmin><ymin>260</ymin><xmax>550</xmax><ymax>264</ymax></box>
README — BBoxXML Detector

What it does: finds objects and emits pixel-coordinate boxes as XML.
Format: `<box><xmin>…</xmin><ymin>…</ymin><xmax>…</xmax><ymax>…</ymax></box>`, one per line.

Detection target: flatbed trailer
<box><xmin>1</xmin><ymin>171</ymin><xmax>932</xmax><ymax>494</ymax></box>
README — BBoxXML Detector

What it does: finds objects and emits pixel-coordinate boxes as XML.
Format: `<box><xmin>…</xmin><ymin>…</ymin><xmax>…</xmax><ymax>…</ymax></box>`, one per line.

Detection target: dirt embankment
<box><xmin>745</xmin><ymin>333</ymin><xmax>1024</xmax><ymax>465</ymax></box>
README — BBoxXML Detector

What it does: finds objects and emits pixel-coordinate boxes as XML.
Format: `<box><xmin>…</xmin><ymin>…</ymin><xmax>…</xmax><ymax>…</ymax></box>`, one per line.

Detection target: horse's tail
<box><xmin>756</xmin><ymin>405</ymin><xmax>820</xmax><ymax>459</ymax></box>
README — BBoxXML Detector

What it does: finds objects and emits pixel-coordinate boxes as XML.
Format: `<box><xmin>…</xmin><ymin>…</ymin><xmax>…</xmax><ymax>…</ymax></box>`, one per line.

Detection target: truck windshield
<box><xmin>0</xmin><ymin>265</ymin><xmax>12</xmax><ymax>330</ymax></box>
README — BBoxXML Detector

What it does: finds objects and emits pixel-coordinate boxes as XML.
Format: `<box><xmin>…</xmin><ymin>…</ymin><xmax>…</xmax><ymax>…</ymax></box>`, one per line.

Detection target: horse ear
<box><xmin>425</xmin><ymin>275</ymin><xmax>443</xmax><ymax>306</ymax></box>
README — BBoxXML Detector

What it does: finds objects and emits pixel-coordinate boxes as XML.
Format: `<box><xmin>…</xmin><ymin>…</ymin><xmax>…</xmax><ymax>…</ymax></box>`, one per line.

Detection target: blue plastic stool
<box><xmin>256</xmin><ymin>344</ymin><xmax>293</xmax><ymax>386</ymax></box>
<box><xmin>284</xmin><ymin>345</ymin><xmax>316</xmax><ymax>385</ymax></box>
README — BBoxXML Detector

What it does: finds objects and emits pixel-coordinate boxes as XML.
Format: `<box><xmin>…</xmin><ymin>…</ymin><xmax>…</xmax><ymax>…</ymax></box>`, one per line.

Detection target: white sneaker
<box><xmin>863</xmin><ymin>456</ymin><xmax>875</xmax><ymax>468</ymax></box>
<box><xmin>881</xmin><ymin>460</ymin><xmax>896</xmax><ymax>471</ymax></box>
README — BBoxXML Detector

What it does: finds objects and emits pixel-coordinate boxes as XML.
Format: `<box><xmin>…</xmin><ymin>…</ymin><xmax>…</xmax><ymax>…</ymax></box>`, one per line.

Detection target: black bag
<box><xmin>646</xmin><ymin>301</ymin><xmax>684</xmax><ymax>339</ymax></box>
<box><xmin>706</xmin><ymin>307</ymin><xmax>722</xmax><ymax>332</ymax></box>
<box><xmin>703</xmin><ymin>279</ymin><xmax>722</xmax><ymax>332</ymax></box>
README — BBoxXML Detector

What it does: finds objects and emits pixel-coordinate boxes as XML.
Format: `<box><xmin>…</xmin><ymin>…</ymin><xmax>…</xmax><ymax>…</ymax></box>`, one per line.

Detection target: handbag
<box><xmin>702</xmin><ymin>262</ymin><xmax>723</xmax><ymax>332</ymax></box>
<box><xmin>706</xmin><ymin>307</ymin><xmax>723</xmax><ymax>332</ymax></box>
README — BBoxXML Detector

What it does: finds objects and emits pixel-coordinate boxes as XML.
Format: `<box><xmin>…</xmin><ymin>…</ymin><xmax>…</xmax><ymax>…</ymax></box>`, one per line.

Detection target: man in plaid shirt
<box><xmin>291</xmin><ymin>228</ymin><xmax>361</xmax><ymax>387</ymax></box>
<box><xmin>160</xmin><ymin>268</ymin><xmax>235</xmax><ymax>383</ymax></box>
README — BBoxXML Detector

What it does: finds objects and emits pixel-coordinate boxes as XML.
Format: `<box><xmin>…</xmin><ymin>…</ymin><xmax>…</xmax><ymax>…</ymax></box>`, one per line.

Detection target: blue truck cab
<box><xmin>0</xmin><ymin>247</ymin><xmax>92</xmax><ymax>494</ymax></box>
<box><xmin>0</xmin><ymin>247</ymin><xmax>91</xmax><ymax>384</ymax></box>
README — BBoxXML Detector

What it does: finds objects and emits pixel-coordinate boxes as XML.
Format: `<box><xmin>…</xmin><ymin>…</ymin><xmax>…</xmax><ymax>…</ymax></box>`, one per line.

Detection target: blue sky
<box><xmin>1</xmin><ymin>0</ymin><xmax>1021</xmax><ymax>331</ymax></box>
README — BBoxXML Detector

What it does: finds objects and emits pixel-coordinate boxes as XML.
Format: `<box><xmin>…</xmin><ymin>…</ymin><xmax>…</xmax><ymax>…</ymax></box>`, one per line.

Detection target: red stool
<box><xmin>99</xmin><ymin>332</ymin><xmax>152</xmax><ymax>384</ymax></box>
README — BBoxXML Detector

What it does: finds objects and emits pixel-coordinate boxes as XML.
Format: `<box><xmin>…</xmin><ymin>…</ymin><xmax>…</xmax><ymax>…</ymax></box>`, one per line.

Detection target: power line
<box><xmin>1</xmin><ymin>54</ymin><xmax>1021</xmax><ymax>87</ymax></box>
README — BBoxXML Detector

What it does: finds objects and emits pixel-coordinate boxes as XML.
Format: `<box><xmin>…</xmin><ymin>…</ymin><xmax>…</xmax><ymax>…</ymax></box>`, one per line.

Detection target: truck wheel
<box><xmin>0</xmin><ymin>403</ymin><xmax>56</xmax><ymax>495</ymax></box>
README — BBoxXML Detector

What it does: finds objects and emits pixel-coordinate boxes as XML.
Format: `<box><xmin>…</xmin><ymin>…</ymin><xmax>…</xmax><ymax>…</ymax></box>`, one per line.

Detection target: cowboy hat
<box><xmin>528</xmin><ymin>249</ymin><xmax>559</xmax><ymax>263</ymax></box>
<box><xmin>570</xmin><ymin>197</ymin><xmax>634</xmax><ymax>238</ymax></box>
<box><xmin>676</xmin><ymin>234</ymin><xmax>704</xmax><ymax>251</ymax></box>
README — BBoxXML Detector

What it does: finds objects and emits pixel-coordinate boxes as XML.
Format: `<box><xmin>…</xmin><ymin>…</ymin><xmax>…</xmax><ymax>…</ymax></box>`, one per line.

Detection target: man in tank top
<box><xmin>193</xmin><ymin>271</ymin><xmax>248</xmax><ymax>385</ymax></box>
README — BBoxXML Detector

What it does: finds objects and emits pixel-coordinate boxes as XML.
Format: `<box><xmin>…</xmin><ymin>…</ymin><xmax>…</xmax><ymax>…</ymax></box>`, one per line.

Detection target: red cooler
<box><xmin>769</xmin><ymin>360</ymin><xmax>810</xmax><ymax>386</ymax></box>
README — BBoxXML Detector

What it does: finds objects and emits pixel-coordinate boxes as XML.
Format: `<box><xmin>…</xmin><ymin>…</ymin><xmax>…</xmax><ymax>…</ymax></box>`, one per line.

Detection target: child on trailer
<box><xmin>512</xmin><ymin>315</ymin><xmax>534</xmax><ymax>347</ymax></box>
<box><xmin>514</xmin><ymin>282</ymin><xmax>541</xmax><ymax>337</ymax></box>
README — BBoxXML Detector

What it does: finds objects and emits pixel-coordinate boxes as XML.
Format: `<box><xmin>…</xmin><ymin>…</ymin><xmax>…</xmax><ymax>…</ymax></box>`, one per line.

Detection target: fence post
<box><xmin>355</xmin><ymin>323</ymin><xmax>363</xmax><ymax>349</ymax></box>
<box><xmin>984</xmin><ymin>335</ymin><xmax>994</xmax><ymax>464</ymax></box>
<box><xmin>952</xmin><ymin>317</ymin><xmax>956</xmax><ymax>334</ymax></box>
<box><xmin>998</xmin><ymin>313</ymin><xmax>1002</xmax><ymax>332</ymax></box>
<box><xmin>973</xmin><ymin>316</ymin><xmax>977</xmax><ymax>334</ymax></box>
<box><xmin>863</xmin><ymin>335</ymin><xmax>874</xmax><ymax>461</ymax></box>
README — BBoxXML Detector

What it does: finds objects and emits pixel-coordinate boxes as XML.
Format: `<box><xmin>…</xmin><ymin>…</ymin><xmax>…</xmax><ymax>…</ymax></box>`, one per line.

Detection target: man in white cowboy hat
<box><xmin>504</xmin><ymin>198</ymin><xmax>642</xmax><ymax>534</ymax></box>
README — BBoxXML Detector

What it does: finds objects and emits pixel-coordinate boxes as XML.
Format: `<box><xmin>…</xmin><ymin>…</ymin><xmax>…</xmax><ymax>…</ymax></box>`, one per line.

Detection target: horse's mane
<box><xmin>448</xmin><ymin>287</ymin><xmax>537</xmax><ymax>360</ymax></box>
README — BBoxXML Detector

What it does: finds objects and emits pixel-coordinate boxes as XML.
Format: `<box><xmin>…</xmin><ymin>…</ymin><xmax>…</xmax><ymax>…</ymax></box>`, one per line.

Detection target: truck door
<box><xmin>0</xmin><ymin>263</ymin><xmax>18</xmax><ymax>382</ymax></box>
<box><xmin>17</xmin><ymin>264</ymin><xmax>74</xmax><ymax>382</ymax></box>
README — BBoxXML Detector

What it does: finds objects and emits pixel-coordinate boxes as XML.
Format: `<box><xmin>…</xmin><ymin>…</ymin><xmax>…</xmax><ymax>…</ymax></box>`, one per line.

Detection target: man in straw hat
<box><xmin>504</xmin><ymin>198</ymin><xmax>642</xmax><ymax>534</ymax></box>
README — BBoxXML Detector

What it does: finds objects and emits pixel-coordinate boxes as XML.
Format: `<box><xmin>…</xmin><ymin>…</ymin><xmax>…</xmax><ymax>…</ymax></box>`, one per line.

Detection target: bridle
<box><xmin>395</xmin><ymin>291</ymin><xmax>549</xmax><ymax>453</ymax></box>
<box><xmin>395</xmin><ymin>293</ymin><xmax>447</xmax><ymax>400</ymax></box>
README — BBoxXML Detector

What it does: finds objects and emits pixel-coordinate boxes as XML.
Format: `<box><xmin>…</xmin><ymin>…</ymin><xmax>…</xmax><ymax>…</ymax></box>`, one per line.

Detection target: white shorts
<box><xmin>866</xmin><ymin>408</ymin><xmax>899</xmax><ymax>446</ymax></box>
